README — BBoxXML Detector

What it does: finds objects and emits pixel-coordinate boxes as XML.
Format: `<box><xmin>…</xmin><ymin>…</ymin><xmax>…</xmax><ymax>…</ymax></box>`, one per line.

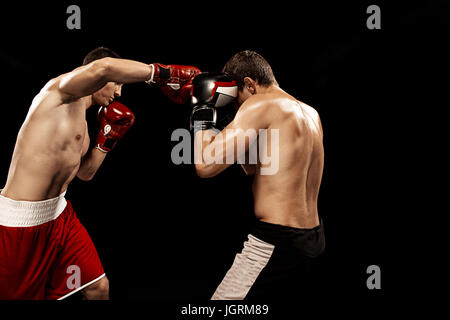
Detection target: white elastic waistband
<box><xmin>0</xmin><ymin>190</ymin><xmax>67</xmax><ymax>227</ymax></box>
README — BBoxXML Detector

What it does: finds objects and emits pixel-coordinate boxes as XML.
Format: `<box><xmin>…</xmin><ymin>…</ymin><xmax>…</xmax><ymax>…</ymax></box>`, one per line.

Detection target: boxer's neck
<box><xmin>255</xmin><ymin>83</ymin><xmax>281</xmax><ymax>95</ymax></box>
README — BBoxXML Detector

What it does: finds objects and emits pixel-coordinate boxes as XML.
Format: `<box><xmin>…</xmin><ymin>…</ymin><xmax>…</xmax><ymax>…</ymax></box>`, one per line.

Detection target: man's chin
<box><xmin>93</xmin><ymin>96</ymin><xmax>110</xmax><ymax>106</ymax></box>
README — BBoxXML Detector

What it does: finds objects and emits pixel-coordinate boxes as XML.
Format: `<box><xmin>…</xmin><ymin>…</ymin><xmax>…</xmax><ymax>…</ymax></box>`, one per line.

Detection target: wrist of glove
<box><xmin>96</xmin><ymin>127</ymin><xmax>116</xmax><ymax>153</ymax></box>
<box><xmin>190</xmin><ymin>103</ymin><xmax>238</xmax><ymax>132</ymax></box>
<box><xmin>145</xmin><ymin>63</ymin><xmax>200</xmax><ymax>87</ymax></box>
<box><xmin>190</xmin><ymin>105</ymin><xmax>217</xmax><ymax>131</ymax></box>
<box><xmin>144</xmin><ymin>63</ymin><xmax>167</xmax><ymax>86</ymax></box>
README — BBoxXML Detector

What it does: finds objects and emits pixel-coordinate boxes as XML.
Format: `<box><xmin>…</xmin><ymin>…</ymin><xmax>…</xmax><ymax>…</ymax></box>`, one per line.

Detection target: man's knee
<box><xmin>83</xmin><ymin>276</ymin><xmax>109</xmax><ymax>300</ymax></box>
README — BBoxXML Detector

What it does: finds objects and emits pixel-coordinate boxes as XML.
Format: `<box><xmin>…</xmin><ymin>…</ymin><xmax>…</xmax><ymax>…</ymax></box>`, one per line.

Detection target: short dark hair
<box><xmin>83</xmin><ymin>46</ymin><xmax>121</xmax><ymax>65</ymax></box>
<box><xmin>222</xmin><ymin>50</ymin><xmax>277</xmax><ymax>91</ymax></box>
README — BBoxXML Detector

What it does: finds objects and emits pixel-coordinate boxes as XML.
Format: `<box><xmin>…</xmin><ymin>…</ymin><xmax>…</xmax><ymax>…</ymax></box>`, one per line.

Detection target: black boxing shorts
<box><xmin>211</xmin><ymin>218</ymin><xmax>325</xmax><ymax>300</ymax></box>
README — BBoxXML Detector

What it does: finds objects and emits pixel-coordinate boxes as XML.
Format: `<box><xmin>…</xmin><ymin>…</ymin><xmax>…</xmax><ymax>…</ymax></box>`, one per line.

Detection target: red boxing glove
<box><xmin>146</xmin><ymin>63</ymin><xmax>201</xmax><ymax>104</ymax></box>
<box><xmin>96</xmin><ymin>101</ymin><xmax>135</xmax><ymax>153</ymax></box>
<box><xmin>159</xmin><ymin>81</ymin><xmax>194</xmax><ymax>105</ymax></box>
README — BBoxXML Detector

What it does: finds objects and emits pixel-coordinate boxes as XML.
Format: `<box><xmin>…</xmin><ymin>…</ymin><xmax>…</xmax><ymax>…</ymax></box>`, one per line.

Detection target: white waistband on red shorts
<box><xmin>0</xmin><ymin>189</ymin><xmax>67</xmax><ymax>227</ymax></box>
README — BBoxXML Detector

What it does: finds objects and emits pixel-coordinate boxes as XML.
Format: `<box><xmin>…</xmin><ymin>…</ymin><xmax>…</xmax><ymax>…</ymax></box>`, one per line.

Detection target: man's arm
<box><xmin>194</xmin><ymin>99</ymin><xmax>271</xmax><ymax>178</ymax></box>
<box><xmin>77</xmin><ymin>101</ymin><xmax>135</xmax><ymax>181</ymax></box>
<box><xmin>58</xmin><ymin>57</ymin><xmax>153</xmax><ymax>101</ymax></box>
<box><xmin>75</xmin><ymin>124</ymin><xmax>106</xmax><ymax>181</ymax></box>
<box><xmin>77</xmin><ymin>148</ymin><xmax>107</xmax><ymax>181</ymax></box>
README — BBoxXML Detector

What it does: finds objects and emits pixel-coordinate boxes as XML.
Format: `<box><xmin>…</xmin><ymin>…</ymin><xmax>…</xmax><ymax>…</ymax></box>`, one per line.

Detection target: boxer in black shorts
<box><xmin>190</xmin><ymin>50</ymin><xmax>326</xmax><ymax>299</ymax></box>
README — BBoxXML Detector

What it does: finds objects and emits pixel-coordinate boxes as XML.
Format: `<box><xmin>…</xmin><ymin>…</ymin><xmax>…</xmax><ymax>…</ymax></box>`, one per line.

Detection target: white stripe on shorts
<box><xmin>211</xmin><ymin>234</ymin><xmax>275</xmax><ymax>300</ymax></box>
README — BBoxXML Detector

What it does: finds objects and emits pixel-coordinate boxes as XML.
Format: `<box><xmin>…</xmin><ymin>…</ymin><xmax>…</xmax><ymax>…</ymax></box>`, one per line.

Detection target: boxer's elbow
<box><xmin>195</xmin><ymin>163</ymin><xmax>231</xmax><ymax>178</ymax></box>
<box><xmin>77</xmin><ymin>172</ymin><xmax>94</xmax><ymax>182</ymax></box>
<box><xmin>76</xmin><ymin>167</ymin><xmax>97</xmax><ymax>182</ymax></box>
<box><xmin>195</xmin><ymin>163</ymin><xmax>217</xmax><ymax>178</ymax></box>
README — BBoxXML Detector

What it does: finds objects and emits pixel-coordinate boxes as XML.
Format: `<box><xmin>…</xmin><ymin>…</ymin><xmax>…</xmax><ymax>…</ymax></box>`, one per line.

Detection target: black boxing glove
<box><xmin>190</xmin><ymin>102</ymin><xmax>237</xmax><ymax>131</ymax></box>
<box><xmin>215</xmin><ymin>103</ymin><xmax>237</xmax><ymax>130</ymax></box>
<box><xmin>190</xmin><ymin>104</ymin><xmax>217</xmax><ymax>131</ymax></box>
<box><xmin>189</xmin><ymin>72</ymin><xmax>238</xmax><ymax>131</ymax></box>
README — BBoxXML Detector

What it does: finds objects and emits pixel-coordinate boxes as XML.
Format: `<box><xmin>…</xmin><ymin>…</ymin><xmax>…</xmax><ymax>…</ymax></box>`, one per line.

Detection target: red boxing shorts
<box><xmin>0</xmin><ymin>191</ymin><xmax>105</xmax><ymax>300</ymax></box>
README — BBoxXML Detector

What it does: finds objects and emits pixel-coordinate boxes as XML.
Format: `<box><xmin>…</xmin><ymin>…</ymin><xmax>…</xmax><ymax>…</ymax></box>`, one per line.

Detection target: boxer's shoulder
<box><xmin>40</xmin><ymin>73</ymin><xmax>89</xmax><ymax>105</ymax></box>
<box><xmin>30</xmin><ymin>75</ymin><xmax>89</xmax><ymax>117</ymax></box>
<box><xmin>239</xmin><ymin>93</ymin><xmax>276</xmax><ymax>114</ymax></box>
<box><xmin>269</xmin><ymin>93</ymin><xmax>319</xmax><ymax>121</ymax></box>
<box><xmin>234</xmin><ymin>92</ymin><xmax>286</xmax><ymax>129</ymax></box>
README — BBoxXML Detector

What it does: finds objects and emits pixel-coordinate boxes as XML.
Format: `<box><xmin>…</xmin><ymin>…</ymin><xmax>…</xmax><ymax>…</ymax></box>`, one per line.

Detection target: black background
<box><xmin>0</xmin><ymin>0</ymin><xmax>447</xmax><ymax>314</ymax></box>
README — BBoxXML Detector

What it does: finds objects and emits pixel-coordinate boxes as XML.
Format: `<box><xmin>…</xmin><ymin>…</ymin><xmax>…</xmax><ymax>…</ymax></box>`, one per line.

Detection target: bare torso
<box><xmin>1</xmin><ymin>76</ymin><xmax>90</xmax><ymax>201</ymax></box>
<box><xmin>246</xmin><ymin>89</ymin><xmax>324</xmax><ymax>228</ymax></box>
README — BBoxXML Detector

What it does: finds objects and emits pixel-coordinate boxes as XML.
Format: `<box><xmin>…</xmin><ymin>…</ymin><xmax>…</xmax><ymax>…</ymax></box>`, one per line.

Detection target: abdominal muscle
<box><xmin>3</xmin><ymin>153</ymin><xmax>80</xmax><ymax>201</ymax></box>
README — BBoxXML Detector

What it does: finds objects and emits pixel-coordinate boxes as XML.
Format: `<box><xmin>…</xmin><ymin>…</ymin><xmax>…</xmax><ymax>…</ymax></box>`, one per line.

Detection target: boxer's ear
<box><xmin>243</xmin><ymin>77</ymin><xmax>256</xmax><ymax>95</ymax></box>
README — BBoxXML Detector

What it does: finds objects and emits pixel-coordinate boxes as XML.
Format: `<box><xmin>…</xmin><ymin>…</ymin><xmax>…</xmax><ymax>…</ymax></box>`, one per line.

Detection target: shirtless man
<box><xmin>191</xmin><ymin>50</ymin><xmax>326</xmax><ymax>300</ymax></box>
<box><xmin>0</xmin><ymin>47</ymin><xmax>200</xmax><ymax>300</ymax></box>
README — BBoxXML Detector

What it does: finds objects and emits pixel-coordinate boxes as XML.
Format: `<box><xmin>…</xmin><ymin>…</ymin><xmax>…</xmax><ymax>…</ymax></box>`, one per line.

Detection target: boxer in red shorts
<box><xmin>0</xmin><ymin>47</ymin><xmax>200</xmax><ymax>299</ymax></box>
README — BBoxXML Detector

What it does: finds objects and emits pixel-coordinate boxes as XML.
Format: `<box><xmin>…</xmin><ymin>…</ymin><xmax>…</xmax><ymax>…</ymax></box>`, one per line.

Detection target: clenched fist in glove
<box><xmin>146</xmin><ymin>63</ymin><xmax>201</xmax><ymax>105</ymax></box>
<box><xmin>96</xmin><ymin>101</ymin><xmax>135</xmax><ymax>153</ymax></box>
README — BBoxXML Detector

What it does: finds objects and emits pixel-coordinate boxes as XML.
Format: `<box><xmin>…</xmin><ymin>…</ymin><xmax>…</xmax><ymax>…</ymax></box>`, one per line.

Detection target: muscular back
<box><xmin>248</xmin><ymin>90</ymin><xmax>324</xmax><ymax>228</ymax></box>
<box><xmin>2</xmin><ymin>77</ymin><xmax>90</xmax><ymax>201</ymax></box>
<box><xmin>195</xmin><ymin>85</ymin><xmax>324</xmax><ymax>228</ymax></box>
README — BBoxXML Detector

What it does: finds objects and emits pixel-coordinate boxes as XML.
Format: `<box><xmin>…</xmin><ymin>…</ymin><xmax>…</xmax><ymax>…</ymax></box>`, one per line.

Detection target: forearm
<box><xmin>77</xmin><ymin>148</ymin><xmax>107</xmax><ymax>181</ymax></box>
<box><xmin>59</xmin><ymin>58</ymin><xmax>153</xmax><ymax>100</ymax></box>
<box><xmin>103</xmin><ymin>58</ymin><xmax>153</xmax><ymax>84</ymax></box>
<box><xmin>194</xmin><ymin>130</ymin><xmax>232</xmax><ymax>178</ymax></box>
